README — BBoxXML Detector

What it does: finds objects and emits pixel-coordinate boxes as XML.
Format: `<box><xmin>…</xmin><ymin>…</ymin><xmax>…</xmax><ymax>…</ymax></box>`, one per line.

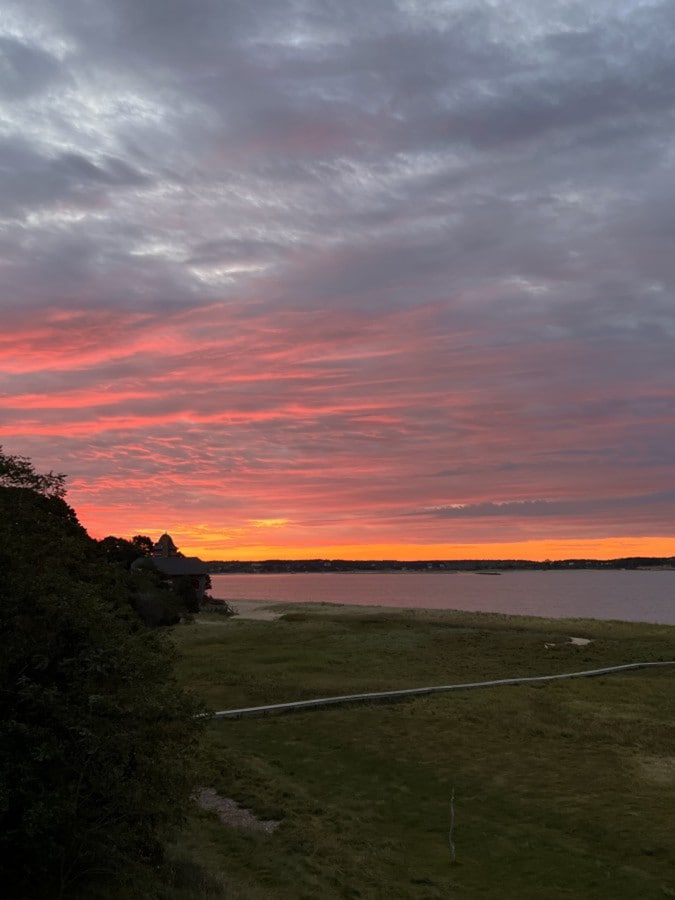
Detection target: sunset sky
<box><xmin>1</xmin><ymin>0</ymin><xmax>674</xmax><ymax>561</ymax></box>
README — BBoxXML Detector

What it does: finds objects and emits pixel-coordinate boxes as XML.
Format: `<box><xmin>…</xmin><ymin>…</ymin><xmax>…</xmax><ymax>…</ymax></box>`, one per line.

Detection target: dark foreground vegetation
<box><xmin>0</xmin><ymin>448</ymin><xmax>203</xmax><ymax>898</ymax></box>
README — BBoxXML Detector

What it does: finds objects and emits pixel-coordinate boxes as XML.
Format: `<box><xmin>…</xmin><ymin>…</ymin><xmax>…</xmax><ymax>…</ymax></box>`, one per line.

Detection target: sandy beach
<box><xmin>201</xmin><ymin>599</ymin><xmax>409</xmax><ymax>621</ymax></box>
<box><xmin>201</xmin><ymin>598</ymin><xmax>437</xmax><ymax>621</ymax></box>
<box><xmin>201</xmin><ymin>600</ymin><xmax>596</xmax><ymax>648</ymax></box>
<box><xmin>228</xmin><ymin>600</ymin><xmax>286</xmax><ymax>620</ymax></box>
<box><xmin>200</xmin><ymin>600</ymin><xmax>286</xmax><ymax>621</ymax></box>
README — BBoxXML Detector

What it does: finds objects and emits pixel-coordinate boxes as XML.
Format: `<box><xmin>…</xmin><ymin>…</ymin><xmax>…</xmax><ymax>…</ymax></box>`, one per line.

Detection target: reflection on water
<box><xmin>209</xmin><ymin>569</ymin><xmax>675</xmax><ymax>625</ymax></box>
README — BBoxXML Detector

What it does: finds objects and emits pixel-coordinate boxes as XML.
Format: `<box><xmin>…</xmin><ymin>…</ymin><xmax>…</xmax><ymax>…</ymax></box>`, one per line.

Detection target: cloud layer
<box><xmin>1</xmin><ymin>0</ymin><xmax>674</xmax><ymax>559</ymax></box>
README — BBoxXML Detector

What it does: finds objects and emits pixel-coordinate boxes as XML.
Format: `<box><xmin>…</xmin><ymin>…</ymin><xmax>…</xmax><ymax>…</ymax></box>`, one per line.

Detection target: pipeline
<box><xmin>209</xmin><ymin>660</ymin><xmax>675</xmax><ymax>720</ymax></box>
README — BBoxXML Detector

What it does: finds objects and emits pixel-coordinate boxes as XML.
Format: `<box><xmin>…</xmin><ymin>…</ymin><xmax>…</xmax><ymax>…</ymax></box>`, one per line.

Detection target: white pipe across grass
<box><xmin>209</xmin><ymin>660</ymin><xmax>675</xmax><ymax>719</ymax></box>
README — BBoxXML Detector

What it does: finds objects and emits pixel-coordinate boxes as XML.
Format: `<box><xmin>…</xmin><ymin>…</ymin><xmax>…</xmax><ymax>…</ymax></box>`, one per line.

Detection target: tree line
<box><xmin>0</xmin><ymin>447</ymin><xmax>204</xmax><ymax>898</ymax></box>
<box><xmin>208</xmin><ymin>556</ymin><xmax>675</xmax><ymax>573</ymax></box>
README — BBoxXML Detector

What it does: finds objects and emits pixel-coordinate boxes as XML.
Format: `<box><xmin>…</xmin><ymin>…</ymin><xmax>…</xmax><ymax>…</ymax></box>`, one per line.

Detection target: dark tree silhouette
<box><xmin>0</xmin><ymin>449</ymin><xmax>204</xmax><ymax>898</ymax></box>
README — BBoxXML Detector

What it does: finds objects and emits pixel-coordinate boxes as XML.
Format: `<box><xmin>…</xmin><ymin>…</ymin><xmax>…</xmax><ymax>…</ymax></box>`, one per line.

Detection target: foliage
<box><xmin>129</xmin><ymin>558</ymin><xmax>183</xmax><ymax>627</ymax></box>
<box><xmin>175</xmin><ymin>575</ymin><xmax>201</xmax><ymax>616</ymax></box>
<box><xmin>0</xmin><ymin>468</ymin><xmax>204</xmax><ymax>898</ymax></box>
<box><xmin>0</xmin><ymin>444</ymin><xmax>66</xmax><ymax>498</ymax></box>
<box><xmin>98</xmin><ymin>534</ymin><xmax>154</xmax><ymax>570</ymax></box>
<box><xmin>200</xmin><ymin>597</ymin><xmax>236</xmax><ymax>616</ymax></box>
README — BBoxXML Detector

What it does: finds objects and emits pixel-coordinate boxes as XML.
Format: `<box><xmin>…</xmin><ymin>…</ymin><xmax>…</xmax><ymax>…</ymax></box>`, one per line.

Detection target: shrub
<box><xmin>0</xmin><ymin>479</ymin><xmax>204</xmax><ymax>898</ymax></box>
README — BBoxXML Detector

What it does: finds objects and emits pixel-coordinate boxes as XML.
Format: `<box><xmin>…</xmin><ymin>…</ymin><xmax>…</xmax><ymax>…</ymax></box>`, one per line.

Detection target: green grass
<box><xmin>168</xmin><ymin>605</ymin><xmax>675</xmax><ymax>899</ymax></box>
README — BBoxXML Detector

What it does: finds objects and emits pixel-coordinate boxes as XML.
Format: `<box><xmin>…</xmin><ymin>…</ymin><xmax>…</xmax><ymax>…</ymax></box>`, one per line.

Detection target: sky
<box><xmin>1</xmin><ymin>0</ymin><xmax>674</xmax><ymax>561</ymax></box>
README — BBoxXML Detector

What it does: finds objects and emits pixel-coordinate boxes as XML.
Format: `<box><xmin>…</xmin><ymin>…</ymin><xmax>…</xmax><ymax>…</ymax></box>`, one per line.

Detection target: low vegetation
<box><xmin>171</xmin><ymin>605</ymin><xmax>675</xmax><ymax>899</ymax></box>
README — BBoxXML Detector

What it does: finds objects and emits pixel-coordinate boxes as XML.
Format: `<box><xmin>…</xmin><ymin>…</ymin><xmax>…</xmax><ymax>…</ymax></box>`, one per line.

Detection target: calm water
<box><xmin>210</xmin><ymin>570</ymin><xmax>675</xmax><ymax>625</ymax></box>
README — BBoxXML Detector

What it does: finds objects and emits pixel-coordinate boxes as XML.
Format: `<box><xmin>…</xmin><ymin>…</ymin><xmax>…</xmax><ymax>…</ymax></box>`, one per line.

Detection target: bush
<box><xmin>0</xmin><ymin>482</ymin><xmax>204</xmax><ymax>898</ymax></box>
<box><xmin>129</xmin><ymin>558</ymin><xmax>182</xmax><ymax>627</ymax></box>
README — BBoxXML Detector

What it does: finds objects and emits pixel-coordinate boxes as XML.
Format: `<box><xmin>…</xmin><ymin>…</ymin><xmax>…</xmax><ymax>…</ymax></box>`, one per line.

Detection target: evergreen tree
<box><xmin>0</xmin><ymin>452</ymin><xmax>204</xmax><ymax>898</ymax></box>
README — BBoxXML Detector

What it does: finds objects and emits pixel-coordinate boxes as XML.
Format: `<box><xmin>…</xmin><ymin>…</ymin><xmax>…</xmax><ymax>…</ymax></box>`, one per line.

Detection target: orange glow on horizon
<box><xmin>79</xmin><ymin>516</ymin><xmax>675</xmax><ymax>563</ymax></box>
<box><xmin>176</xmin><ymin>537</ymin><xmax>675</xmax><ymax>562</ymax></box>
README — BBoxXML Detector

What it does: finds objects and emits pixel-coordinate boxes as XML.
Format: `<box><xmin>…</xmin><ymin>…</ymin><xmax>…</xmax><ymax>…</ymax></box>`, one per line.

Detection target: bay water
<box><xmin>210</xmin><ymin>569</ymin><xmax>675</xmax><ymax>625</ymax></box>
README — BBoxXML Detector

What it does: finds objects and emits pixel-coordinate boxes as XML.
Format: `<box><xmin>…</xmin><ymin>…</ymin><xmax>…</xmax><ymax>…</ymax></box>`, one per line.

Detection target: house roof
<box><xmin>154</xmin><ymin>532</ymin><xmax>180</xmax><ymax>557</ymax></box>
<box><xmin>131</xmin><ymin>556</ymin><xmax>208</xmax><ymax>576</ymax></box>
<box><xmin>151</xmin><ymin>556</ymin><xmax>208</xmax><ymax>576</ymax></box>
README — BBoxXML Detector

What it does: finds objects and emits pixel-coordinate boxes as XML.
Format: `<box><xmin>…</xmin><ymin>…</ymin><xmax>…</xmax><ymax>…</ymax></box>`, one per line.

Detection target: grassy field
<box><xmin>167</xmin><ymin>604</ymin><xmax>675</xmax><ymax>899</ymax></box>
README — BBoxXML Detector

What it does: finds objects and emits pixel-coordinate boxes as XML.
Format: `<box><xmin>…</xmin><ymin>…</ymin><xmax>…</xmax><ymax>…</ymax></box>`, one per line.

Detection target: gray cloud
<box><xmin>0</xmin><ymin>35</ymin><xmax>63</xmax><ymax>100</ymax></box>
<box><xmin>0</xmin><ymin>138</ymin><xmax>148</xmax><ymax>218</ymax></box>
<box><xmin>420</xmin><ymin>491</ymin><xmax>675</xmax><ymax>519</ymax></box>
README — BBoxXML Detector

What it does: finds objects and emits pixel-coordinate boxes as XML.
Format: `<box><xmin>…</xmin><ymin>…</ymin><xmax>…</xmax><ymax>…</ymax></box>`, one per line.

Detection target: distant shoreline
<box><xmin>207</xmin><ymin>556</ymin><xmax>675</xmax><ymax>575</ymax></box>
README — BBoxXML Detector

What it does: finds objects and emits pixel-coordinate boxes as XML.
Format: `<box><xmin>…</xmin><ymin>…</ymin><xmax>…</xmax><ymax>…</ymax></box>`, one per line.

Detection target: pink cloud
<box><xmin>2</xmin><ymin>296</ymin><xmax>674</xmax><ymax>558</ymax></box>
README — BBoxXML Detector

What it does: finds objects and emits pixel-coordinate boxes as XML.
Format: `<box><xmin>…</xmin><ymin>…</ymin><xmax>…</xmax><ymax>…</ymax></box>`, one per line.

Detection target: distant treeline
<box><xmin>207</xmin><ymin>556</ymin><xmax>675</xmax><ymax>574</ymax></box>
